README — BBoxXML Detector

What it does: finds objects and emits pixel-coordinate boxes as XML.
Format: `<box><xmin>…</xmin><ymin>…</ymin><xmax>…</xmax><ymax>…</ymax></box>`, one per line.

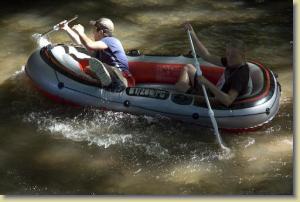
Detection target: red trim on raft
<box><xmin>129</xmin><ymin>61</ymin><xmax>223</xmax><ymax>85</ymax></box>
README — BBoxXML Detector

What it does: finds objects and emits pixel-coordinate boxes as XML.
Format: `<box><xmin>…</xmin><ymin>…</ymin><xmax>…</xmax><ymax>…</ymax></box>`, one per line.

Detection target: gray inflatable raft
<box><xmin>25</xmin><ymin>44</ymin><xmax>281</xmax><ymax>131</ymax></box>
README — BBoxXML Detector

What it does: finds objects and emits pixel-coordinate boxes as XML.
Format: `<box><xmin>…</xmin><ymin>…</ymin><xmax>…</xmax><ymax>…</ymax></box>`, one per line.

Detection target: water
<box><xmin>0</xmin><ymin>0</ymin><xmax>293</xmax><ymax>194</ymax></box>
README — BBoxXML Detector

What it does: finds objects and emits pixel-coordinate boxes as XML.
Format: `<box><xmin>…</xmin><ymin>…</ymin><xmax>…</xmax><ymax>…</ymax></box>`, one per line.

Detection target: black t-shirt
<box><xmin>220</xmin><ymin>57</ymin><xmax>250</xmax><ymax>96</ymax></box>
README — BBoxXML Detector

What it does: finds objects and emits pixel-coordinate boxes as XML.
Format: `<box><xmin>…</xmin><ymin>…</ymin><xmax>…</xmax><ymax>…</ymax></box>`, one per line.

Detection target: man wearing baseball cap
<box><xmin>60</xmin><ymin>17</ymin><xmax>133</xmax><ymax>90</ymax></box>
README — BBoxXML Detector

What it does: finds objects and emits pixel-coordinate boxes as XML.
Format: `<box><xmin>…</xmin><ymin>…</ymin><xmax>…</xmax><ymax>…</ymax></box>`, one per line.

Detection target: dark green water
<box><xmin>0</xmin><ymin>0</ymin><xmax>293</xmax><ymax>195</ymax></box>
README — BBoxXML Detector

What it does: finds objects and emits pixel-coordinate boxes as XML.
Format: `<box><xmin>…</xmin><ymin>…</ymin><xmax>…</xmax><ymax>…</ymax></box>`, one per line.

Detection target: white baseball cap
<box><xmin>89</xmin><ymin>17</ymin><xmax>114</xmax><ymax>33</ymax></box>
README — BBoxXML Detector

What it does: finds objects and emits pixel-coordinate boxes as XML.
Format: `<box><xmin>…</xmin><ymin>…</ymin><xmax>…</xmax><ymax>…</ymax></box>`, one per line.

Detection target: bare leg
<box><xmin>175</xmin><ymin>64</ymin><xmax>197</xmax><ymax>92</ymax></box>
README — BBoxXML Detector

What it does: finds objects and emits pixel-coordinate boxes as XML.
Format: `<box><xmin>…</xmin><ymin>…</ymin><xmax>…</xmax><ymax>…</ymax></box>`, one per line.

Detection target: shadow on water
<box><xmin>0</xmin><ymin>69</ymin><xmax>293</xmax><ymax>194</ymax></box>
<box><xmin>0</xmin><ymin>0</ymin><xmax>292</xmax><ymax>81</ymax></box>
<box><xmin>1</xmin><ymin>0</ymin><xmax>293</xmax><ymax>50</ymax></box>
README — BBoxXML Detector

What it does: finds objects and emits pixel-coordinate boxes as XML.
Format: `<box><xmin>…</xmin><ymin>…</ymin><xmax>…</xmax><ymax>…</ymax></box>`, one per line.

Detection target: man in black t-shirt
<box><xmin>175</xmin><ymin>23</ymin><xmax>250</xmax><ymax>107</ymax></box>
<box><xmin>219</xmin><ymin>57</ymin><xmax>250</xmax><ymax>96</ymax></box>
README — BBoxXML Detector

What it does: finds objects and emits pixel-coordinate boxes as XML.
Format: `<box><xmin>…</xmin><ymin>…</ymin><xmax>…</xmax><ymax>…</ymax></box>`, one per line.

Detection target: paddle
<box><xmin>32</xmin><ymin>16</ymin><xmax>79</xmax><ymax>48</ymax></box>
<box><xmin>41</xmin><ymin>15</ymin><xmax>79</xmax><ymax>37</ymax></box>
<box><xmin>187</xmin><ymin>29</ymin><xmax>230</xmax><ymax>152</ymax></box>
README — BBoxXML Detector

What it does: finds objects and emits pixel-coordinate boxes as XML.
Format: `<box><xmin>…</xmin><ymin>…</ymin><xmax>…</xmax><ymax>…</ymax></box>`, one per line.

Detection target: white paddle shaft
<box><xmin>42</xmin><ymin>15</ymin><xmax>79</xmax><ymax>36</ymax></box>
<box><xmin>187</xmin><ymin>30</ymin><xmax>230</xmax><ymax>151</ymax></box>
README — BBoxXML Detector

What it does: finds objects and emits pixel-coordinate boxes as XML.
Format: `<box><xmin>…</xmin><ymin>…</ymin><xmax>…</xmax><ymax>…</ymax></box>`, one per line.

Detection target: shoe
<box><xmin>88</xmin><ymin>58</ymin><xmax>112</xmax><ymax>86</ymax></box>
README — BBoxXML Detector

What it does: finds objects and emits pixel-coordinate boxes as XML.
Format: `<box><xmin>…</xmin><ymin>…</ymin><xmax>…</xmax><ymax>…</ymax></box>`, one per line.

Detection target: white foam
<box><xmin>24</xmin><ymin>111</ymin><xmax>134</xmax><ymax>148</ymax></box>
<box><xmin>245</xmin><ymin>138</ymin><xmax>256</xmax><ymax>148</ymax></box>
<box><xmin>9</xmin><ymin>66</ymin><xmax>25</xmax><ymax>80</ymax></box>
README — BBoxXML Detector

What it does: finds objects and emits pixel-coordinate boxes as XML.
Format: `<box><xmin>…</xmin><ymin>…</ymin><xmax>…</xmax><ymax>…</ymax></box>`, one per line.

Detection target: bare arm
<box><xmin>59</xmin><ymin>23</ymin><xmax>82</xmax><ymax>45</ymax></box>
<box><xmin>184</xmin><ymin>23</ymin><xmax>223</xmax><ymax>66</ymax></box>
<box><xmin>77</xmin><ymin>32</ymin><xmax>108</xmax><ymax>50</ymax></box>
<box><xmin>72</xmin><ymin>24</ymin><xmax>108</xmax><ymax>50</ymax></box>
<box><xmin>65</xmin><ymin>26</ymin><xmax>82</xmax><ymax>45</ymax></box>
<box><xmin>198</xmin><ymin>75</ymin><xmax>239</xmax><ymax>107</ymax></box>
<box><xmin>190</xmin><ymin>31</ymin><xmax>222</xmax><ymax>66</ymax></box>
<box><xmin>193</xmin><ymin>94</ymin><xmax>220</xmax><ymax>107</ymax></box>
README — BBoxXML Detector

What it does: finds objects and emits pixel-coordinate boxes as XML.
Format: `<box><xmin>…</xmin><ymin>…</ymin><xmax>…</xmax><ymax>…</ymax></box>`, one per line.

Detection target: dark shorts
<box><xmin>186</xmin><ymin>74</ymin><xmax>202</xmax><ymax>94</ymax></box>
<box><xmin>187</xmin><ymin>74</ymin><xmax>213</xmax><ymax>96</ymax></box>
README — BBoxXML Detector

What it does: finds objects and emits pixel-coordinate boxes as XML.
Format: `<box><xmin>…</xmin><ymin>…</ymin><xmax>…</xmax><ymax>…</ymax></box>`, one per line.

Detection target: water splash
<box><xmin>22</xmin><ymin>105</ymin><xmax>225</xmax><ymax>162</ymax></box>
<box><xmin>23</xmin><ymin>110</ymin><xmax>135</xmax><ymax>148</ymax></box>
<box><xmin>144</xmin><ymin>142</ymin><xmax>170</xmax><ymax>159</ymax></box>
<box><xmin>245</xmin><ymin>137</ymin><xmax>256</xmax><ymax>148</ymax></box>
<box><xmin>9</xmin><ymin>65</ymin><xmax>26</xmax><ymax>79</ymax></box>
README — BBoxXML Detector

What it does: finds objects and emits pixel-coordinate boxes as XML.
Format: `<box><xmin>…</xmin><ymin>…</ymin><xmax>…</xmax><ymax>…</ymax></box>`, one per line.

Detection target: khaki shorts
<box><xmin>103</xmin><ymin>64</ymin><xmax>128</xmax><ymax>91</ymax></box>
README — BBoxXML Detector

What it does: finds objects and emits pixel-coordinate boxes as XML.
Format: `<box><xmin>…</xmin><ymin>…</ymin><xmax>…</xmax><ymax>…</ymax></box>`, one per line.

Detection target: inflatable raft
<box><xmin>25</xmin><ymin>44</ymin><xmax>281</xmax><ymax>131</ymax></box>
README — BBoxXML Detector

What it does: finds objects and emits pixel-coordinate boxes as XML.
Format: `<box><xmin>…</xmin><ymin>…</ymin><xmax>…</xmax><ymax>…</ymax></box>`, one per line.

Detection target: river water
<box><xmin>0</xmin><ymin>0</ymin><xmax>293</xmax><ymax>195</ymax></box>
